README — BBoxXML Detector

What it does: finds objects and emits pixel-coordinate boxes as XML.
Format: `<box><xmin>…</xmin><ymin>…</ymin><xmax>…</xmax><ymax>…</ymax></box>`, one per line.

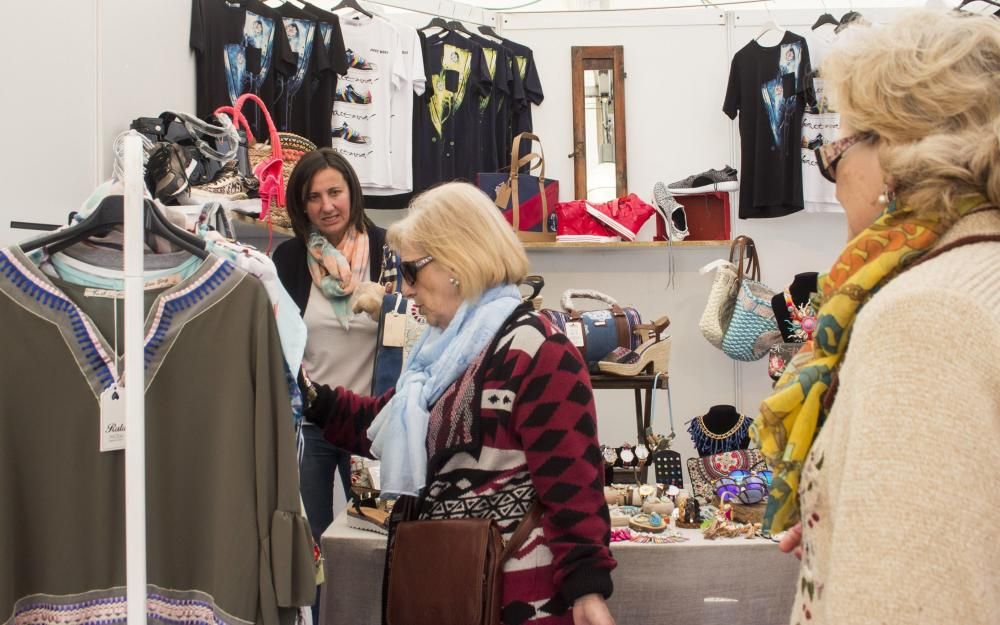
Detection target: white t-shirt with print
<box><xmin>802</xmin><ymin>26</ymin><xmax>842</xmax><ymax>213</ymax></box>
<box><xmin>331</xmin><ymin>12</ymin><xmax>404</xmax><ymax>188</ymax></box>
<box><xmin>367</xmin><ymin>22</ymin><xmax>426</xmax><ymax>195</ymax></box>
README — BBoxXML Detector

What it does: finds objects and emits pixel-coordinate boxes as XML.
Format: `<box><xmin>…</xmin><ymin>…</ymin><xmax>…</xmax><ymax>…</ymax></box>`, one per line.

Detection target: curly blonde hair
<box><xmin>387</xmin><ymin>182</ymin><xmax>529</xmax><ymax>300</ymax></box>
<box><xmin>823</xmin><ymin>10</ymin><xmax>1000</xmax><ymax>216</ymax></box>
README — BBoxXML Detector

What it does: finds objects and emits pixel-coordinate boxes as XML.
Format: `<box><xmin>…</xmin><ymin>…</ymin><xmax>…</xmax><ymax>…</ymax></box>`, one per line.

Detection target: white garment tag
<box><xmin>565</xmin><ymin>320</ymin><xmax>586</xmax><ymax>347</ymax></box>
<box><xmin>100</xmin><ymin>384</ymin><xmax>127</xmax><ymax>452</ymax></box>
<box><xmin>84</xmin><ymin>276</ymin><xmax>180</xmax><ymax>299</ymax></box>
<box><xmin>382</xmin><ymin>312</ymin><xmax>406</xmax><ymax>347</ymax></box>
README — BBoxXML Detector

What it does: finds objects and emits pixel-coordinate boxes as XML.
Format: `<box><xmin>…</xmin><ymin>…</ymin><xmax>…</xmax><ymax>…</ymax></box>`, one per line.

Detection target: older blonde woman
<box><xmin>752</xmin><ymin>11</ymin><xmax>1000</xmax><ymax>625</ymax></box>
<box><xmin>304</xmin><ymin>182</ymin><xmax>617</xmax><ymax>625</ymax></box>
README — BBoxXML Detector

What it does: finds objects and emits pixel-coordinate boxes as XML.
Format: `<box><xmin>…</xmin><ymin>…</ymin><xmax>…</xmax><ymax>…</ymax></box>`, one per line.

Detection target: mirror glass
<box><xmin>584</xmin><ymin>68</ymin><xmax>616</xmax><ymax>203</ymax></box>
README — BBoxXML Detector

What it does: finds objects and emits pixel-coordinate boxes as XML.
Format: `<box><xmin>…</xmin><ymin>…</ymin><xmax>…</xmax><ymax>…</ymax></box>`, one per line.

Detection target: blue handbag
<box><xmin>371</xmin><ymin>293</ymin><xmax>427</xmax><ymax>396</ymax></box>
<box><xmin>540</xmin><ymin>290</ymin><xmax>642</xmax><ymax>371</ymax></box>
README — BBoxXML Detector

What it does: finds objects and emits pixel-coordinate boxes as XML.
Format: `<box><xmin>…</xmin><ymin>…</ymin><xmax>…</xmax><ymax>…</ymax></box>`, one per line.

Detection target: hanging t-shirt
<box><xmin>272</xmin><ymin>3</ymin><xmax>330</xmax><ymax>139</ymax></box>
<box><xmin>802</xmin><ymin>27</ymin><xmax>841</xmax><ymax>212</ymax></box>
<box><xmin>469</xmin><ymin>34</ymin><xmax>512</xmax><ymax>174</ymax></box>
<box><xmin>367</xmin><ymin>22</ymin><xmax>426</xmax><ymax>196</ymax></box>
<box><xmin>301</xmin><ymin>5</ymin><xmax>349</xmax><ymax>149</ymax></box>
<box><xmin>414</xmin><ymin>31</ymin><xmax>492</xmax><ymax>192</ymax></box>
<box><xmin>723</xmin><ymin>31</ymin><xmax>815</xmax><ymax>219</ymax></box>
<box><xmin>331</xmin><ymin>12</ymin><xmax>404</xmax><ymax>189</ymax></box>
<box><xmin>501</xmin><ymin>38</ymin><xmax>543</xmax><ymax>171</ymax></box>
<box><xmin>190</xmin><ymin>0</ymin><xmax>295</xmax><ymax>139</ymax></box>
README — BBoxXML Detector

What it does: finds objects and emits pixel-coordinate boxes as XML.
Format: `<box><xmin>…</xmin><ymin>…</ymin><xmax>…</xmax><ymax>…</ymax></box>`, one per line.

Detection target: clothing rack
<box><xmin>356</xmin><ymin>0</ymin><xmax>499</xmax><ymax>26</ymax></box>
<box><xmin>122</xmin><ymin>133</ymin><xmax>147</xmax><ymax>625</ymax></box>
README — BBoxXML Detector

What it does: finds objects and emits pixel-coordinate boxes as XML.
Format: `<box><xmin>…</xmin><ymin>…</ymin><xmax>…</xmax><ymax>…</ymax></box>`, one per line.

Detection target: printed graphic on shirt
<box><xmin>332</xmin><ymin>121</ymin><xmax>370</xmax><ymax>144</ymax></box>
<box><xmin>335</xmin><ymin>84</ymin><xmax>373</xmax><ymax>104</ymax></box>
<box><xmin>279</xmin><ymin>17</ymin><xmax>316</xmax><ymax>119</ymax></box>
<box><xmin>430</xmin><ymin>44</ymin><xmax>472</xmax><ymax>138</ymax></box>
<box><xmin>345</xmin><ymin>48</ymin><xmax>377</xmax><ymax>71</ymax></box>
<box><xmin>319</xmin><ymin>22</ymin><xmax>332</xmax><ymax>48</ymax></box>
<box><xmin>760</xmin><ymin>42</ymin><xmax>803</xmax><ymax>148</ymax></box>
<box><xmin>478</xmin><ymin>48</ymin><xmax>498</xmax><ymax>115</ymax></box>
<box><xmin>224</xmin><ymin>11</ymin><xmax>276</xmax><ymax>103</ymax></box>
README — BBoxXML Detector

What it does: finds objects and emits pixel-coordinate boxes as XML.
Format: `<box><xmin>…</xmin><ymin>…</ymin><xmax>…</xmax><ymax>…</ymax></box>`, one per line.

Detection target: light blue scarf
<box><xmin>367</xmin><ymin>283</ymin><xmax>522</xmax><ymax>496</ymax></box>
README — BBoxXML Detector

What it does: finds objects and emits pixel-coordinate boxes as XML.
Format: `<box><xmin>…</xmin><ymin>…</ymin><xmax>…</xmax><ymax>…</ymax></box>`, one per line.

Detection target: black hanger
<box><xmin>21</xmin><ymin>195</ymin><xmax>208</xmax><ymax>258</ymax></box>
<box><xmin>419</xmin><ymin>17</ymin><xmax>450</xmax><ymax>31</ymax></box>
<box><xmin>811</xmin><ymin>12</ymin><xmax>839</xmax><ymax>29</ymax></box>
<box><xmin>478</xmin><ymin>25</ymin><xmax>503</xmax><ymax>40</ymax></box>
<box><xmin>447</xmin><ymin>20</ymin><xmax>476</xmax><ymax>37</ymax></box>
<box><xmin>329</xmin><ymin>0</ymin><xmax>372</xmax><ymax>18</ymax></box>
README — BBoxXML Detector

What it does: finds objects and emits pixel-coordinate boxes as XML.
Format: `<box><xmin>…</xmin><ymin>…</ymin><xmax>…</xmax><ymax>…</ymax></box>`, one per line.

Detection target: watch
<box><xmin>602</xmin><ymin>445</ymin><xmax>618</xmax><ymax>465</ymax></box>
<box><xmin>619</xmin><ymin>444</ymin><xmax>635</xmax><ymax>466</ymax></box>
<box><xmin>635</xmin><ymin>444</ymin><xmax>650</xmax><ymax>462</ymax></box>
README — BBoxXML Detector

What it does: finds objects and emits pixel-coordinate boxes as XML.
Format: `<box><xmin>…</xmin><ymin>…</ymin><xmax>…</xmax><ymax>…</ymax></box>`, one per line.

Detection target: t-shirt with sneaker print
<box><xmin>190</xmin><ymin>0</ymin><xmax>295</xmax><ymax>141</ymax></box>
<box><xmin>365</xmin><ymin>22</ymin><xmax>426</xmax><ymax>196</ymax></box>
<box><xmin>300</xmin><ymin>4</ymin><xmax>349</xmax><ymax>149</ymax></box>
<box><xmin>330</xmin><ymin>10</ymin><xmax>404</xmax><ymax>189</ymax></box>
<box><xmin>724</xmin><ymin>31</ymin><xmax>815</xmax><ymax>219</ymax></box>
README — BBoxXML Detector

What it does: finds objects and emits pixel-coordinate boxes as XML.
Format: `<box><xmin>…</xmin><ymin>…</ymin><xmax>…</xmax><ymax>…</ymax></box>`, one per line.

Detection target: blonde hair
<box><xmin>387</xmin><ymin>182</ymin><xmax>529</xmax><ymax>300</ymax></box>
<box><xmin>823</xmin><ymin>10</ymin><xmax>1000</xmax><ymax>216</ymax></box>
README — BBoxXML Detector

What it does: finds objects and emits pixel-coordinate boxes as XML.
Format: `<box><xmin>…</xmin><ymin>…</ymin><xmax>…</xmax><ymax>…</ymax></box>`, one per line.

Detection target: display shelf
<box><xmin>231</xmin><ymin>213</ymin><xmax>730</xmax><ymax>249</ymax></box>
<box><xmin>523</xmin><ymin>240</ymin><xmax>730</xmax><ymax>250</ymax></box>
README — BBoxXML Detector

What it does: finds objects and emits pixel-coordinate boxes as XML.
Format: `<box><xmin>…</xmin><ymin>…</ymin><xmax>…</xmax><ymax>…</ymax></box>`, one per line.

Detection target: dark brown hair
<box><xmin>285</xmin><ymin>148</ymin><xmax>369</xmax><ymax>242</ymax></box>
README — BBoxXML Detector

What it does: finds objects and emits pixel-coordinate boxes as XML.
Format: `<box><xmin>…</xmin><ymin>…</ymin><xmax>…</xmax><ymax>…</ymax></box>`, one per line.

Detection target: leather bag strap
<box><xmin>500</xmin><ymin>500</ymin><xmax>543</xmax><ymax>563</ymax></box>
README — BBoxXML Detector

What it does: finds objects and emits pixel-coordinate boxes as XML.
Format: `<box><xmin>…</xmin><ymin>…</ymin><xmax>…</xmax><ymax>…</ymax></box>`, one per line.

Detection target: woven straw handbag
<box><xmin>214</xmin><ymin>95</ymin><xmax>315</xmax><ymax>230</ymax></box>
<box><xmin>720</xmin><ymin>237</ymin><xmax>780</xmax><ymax>361</ymax></box>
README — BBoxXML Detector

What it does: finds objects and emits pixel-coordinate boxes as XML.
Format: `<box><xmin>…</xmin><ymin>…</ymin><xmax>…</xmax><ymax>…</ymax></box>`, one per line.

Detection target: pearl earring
<box><xmin>878</xmin><ymin>184</ymin><xmax>895</xmax><ymax>207</ymax></box>
<box><xmin>449</xmin><ymin>277</ymin><xmax>460</xmax><ymax>287</ymax></box>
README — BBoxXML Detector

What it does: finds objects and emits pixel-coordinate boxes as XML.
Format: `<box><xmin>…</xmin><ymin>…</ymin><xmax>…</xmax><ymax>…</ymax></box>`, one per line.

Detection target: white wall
<box><xmin>0</xmin><ymin>0</ymin><xmax>195</xmax><ymax>247</ymax></box>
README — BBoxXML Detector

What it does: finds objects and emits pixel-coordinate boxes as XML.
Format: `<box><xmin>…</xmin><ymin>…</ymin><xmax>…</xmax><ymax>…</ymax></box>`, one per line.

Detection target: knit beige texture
<box><xmin>790</xmin><ymin>210</ymin><xmax>1000</xmax><ymax>625</ymax></box>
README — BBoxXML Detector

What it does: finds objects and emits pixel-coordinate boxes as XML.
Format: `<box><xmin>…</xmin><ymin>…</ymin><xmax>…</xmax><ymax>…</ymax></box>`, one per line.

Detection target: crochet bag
<box><xmin>540</xmin><ymin>290</ymin><xmax>642</xmax><ymax>371</ymax></box>
<box><xmin>720</xmin><ymin>237</ymin><xmax>780</xmax><ymax>361</ymax></box>
<box><xmin>698</xmin><ymin>236</ymin><xmax>750</xmax><ymax>348</ymax></box>
<box><xmin>687</xmin><ymin>449</ymin><xmax>766</xmax><ymax>502</ymax></box>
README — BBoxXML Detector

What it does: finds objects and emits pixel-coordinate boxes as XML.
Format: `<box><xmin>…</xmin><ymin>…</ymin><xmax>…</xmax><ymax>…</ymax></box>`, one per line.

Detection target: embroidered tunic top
<box><xmin>0</xmin><ymin>246</ymin><xmax>315</xmax><ymax>625</ymax></box>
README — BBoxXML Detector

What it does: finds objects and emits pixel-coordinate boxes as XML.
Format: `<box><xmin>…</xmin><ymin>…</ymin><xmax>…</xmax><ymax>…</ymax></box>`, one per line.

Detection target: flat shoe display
<box><xmin>667</xmin><ymin>165</ymin><xmax>738</xmax><ymax>195</ymax></box>
<box><xmin>346</xmin><ymin>504</ymin><xmax>390</xmax><ymax>535</ymax></box>
<box><xmin>598</xmin><ymin>316</ymin><xmax>671</xmax><ymax>376</ymax></box>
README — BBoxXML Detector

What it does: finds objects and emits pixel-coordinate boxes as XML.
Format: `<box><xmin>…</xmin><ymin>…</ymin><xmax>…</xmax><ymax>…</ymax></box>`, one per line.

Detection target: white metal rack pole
<box><xmin>123</xmin><ymin>133</ymin><xmax>147</xmax><ymax>625</ymax></box>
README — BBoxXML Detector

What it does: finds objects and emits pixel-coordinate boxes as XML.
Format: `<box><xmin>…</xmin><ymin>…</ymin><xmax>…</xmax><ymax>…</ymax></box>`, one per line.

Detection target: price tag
<box><xmin>100</xmin><ymin>383</ymin><xmax>127</xmax><ymax>452</ymax></box>
<box><xmin>565</xmin><ymin>320</ymin><xmax>585</xmax><ymax>348</ymax></box>
<box><xmin>382</xmin><ymin>312</ymin><xmax>406</xmax><ymax>348</ymax></box>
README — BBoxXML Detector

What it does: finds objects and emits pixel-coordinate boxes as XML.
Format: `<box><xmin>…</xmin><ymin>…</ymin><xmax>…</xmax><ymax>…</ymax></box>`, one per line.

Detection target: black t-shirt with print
<box><xmin>272</xmin><ymin>3</ymin><xmax>330</xmax><ymax>140</ymax></box>
<box><xmin>500</xmin><ymin>38</ymin><xmax>543</xmax><ymax>171</ymax></box>
<box><xmin>413</xmin><ymin>31</ymin><xmax>492</xmax><ymax>192</ymax></box>
<box><xmin>724</xmin><ymin>31</ymin><xmax>815</xmax><ymax>219</ymax></box>
<box><xmin>300</xmin><ymin>4</ymin><xmax>349</xmax><ymax>148</ymax></box>
<box><xmin>469</xmin><ymin>34</ymin><xmax>512</xmax><ymax>174</ymax></box>
<box><xmin>190</xmin><ymin>0</ymin><xmax>295</xmax><ymax>140</ymax></box>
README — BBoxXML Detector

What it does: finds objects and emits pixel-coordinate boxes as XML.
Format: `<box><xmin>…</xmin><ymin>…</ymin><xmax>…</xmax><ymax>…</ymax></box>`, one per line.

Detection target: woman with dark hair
<box><xmin>273</xmin><ymin>148</ymin><xmax>392</xmax><ymax>616</ymax></box>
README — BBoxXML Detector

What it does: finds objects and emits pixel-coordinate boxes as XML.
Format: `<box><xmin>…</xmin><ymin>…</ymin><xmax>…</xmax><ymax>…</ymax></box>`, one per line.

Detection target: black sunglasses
<box><xmin>399</xmin><ymin>255</ymin><xmax>434</xmax><ymax>285</ymax></box>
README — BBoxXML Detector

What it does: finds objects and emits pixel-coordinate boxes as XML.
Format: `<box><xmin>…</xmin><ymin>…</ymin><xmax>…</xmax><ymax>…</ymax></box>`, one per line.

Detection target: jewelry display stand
<box><xmin>591</xmin><ymin>373</ymin><xmax>670</xmax><ymax>483</ymax></box>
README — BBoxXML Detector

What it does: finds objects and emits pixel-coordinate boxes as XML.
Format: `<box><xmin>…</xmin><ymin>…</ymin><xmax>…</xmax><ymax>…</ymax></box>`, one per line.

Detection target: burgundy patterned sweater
<box><xmin>314</xmin><ymin>306</ymin><xmax>616</xmax><ymax>624</ymax></box>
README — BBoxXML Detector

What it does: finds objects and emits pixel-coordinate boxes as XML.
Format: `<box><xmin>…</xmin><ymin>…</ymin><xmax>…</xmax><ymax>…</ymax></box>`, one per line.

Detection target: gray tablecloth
<box><xmin>320</xmin><ymin>511</ymin><xmax>799</xmax><ymax>625</ymax></box>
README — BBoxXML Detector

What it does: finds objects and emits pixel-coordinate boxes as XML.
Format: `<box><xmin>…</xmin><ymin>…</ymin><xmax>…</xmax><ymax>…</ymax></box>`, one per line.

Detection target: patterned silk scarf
<box><xmin>306</xmin><ymin>226</ymin><xmax>370</xmax><ymax>329</ymax></box>
<box><xmin>751</xmin><ymin>196</ymin><xmax>986</xmax><ymax>534</ymax></box>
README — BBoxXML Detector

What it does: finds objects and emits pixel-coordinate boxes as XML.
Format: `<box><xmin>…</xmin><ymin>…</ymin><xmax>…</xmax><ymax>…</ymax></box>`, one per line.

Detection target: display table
<box><xmin>320</xmin><ymin>511</ymin><xmax>799</xmax><ymax>625</ymax></box>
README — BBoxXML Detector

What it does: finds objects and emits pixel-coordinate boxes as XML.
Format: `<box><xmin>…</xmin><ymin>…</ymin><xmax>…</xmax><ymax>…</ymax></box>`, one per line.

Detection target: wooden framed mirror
<box><xmin>571</xmin><ymin>46</ymin><xmax>627</xmax><ymax>202</ymax></box>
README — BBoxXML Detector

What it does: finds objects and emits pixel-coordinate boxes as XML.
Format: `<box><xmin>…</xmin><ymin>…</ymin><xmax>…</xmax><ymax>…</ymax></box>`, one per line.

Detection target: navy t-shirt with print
<box><xmin>300</xmin><ymin>4</ymin><xmax>349</xmax><ymax>148</ymax></box>
<box><xmin>414</xmin><ymin>31</ymin><xmax>492</xmax><ymax>192</ymax></box>
<box><xmin>500</xmin><ymin>38</ymin><xmax>543</xmax><ymax>171</ymax></box>
<box><xmin>190</xmin><ymin>0</ymin><xmax>295</xmax><ymax>139</ymax></box>
<box><xmin>724</xmin><ymin>31</ymin><xmax>815</xmax><ymax>219</ymax></box>
<box><xmin>469</xmin><ymin>34</ymin><xmax>512</xmax><ymax>174</ymax></box>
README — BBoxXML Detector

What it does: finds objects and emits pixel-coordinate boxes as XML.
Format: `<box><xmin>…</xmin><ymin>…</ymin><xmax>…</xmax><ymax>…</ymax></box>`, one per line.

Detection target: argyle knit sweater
<box><xmin>315</xmin><ymin>306</ymin><xmax>616</xmax><ymax>624</ymax></box>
